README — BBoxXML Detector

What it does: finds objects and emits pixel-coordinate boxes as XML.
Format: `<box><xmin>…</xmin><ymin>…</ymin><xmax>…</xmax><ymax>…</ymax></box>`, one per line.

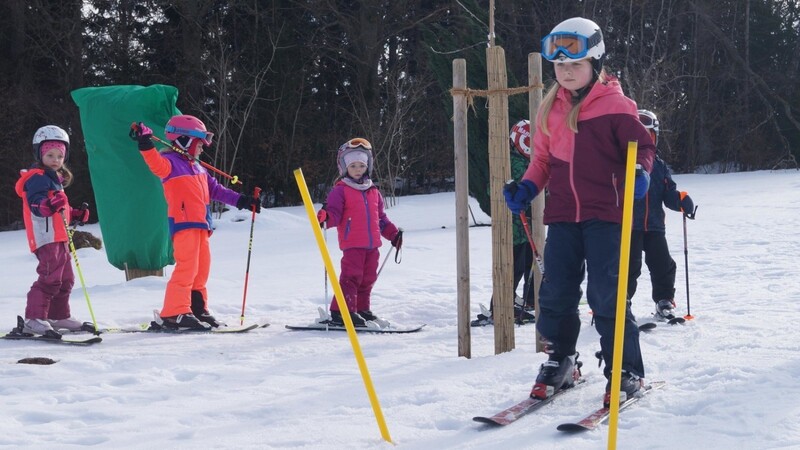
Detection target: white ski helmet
<box><xmin>541</xmin><ymin>17</ymin><xmax>605</xmax><ymax>63</ymax></box>
<box><xmin>32</xmin><ymin>125</ymin><xmax>70</xmax><ymax>162</ymax></box>
<box><xmin>638</xmin><ymin>109</ymin><xmax>660</xmax><ymax>144</ymax></box>
<box><xmin>509</xmin><ymin>119</ymin><xmax>531</xmax><ymax>158</ymax></box>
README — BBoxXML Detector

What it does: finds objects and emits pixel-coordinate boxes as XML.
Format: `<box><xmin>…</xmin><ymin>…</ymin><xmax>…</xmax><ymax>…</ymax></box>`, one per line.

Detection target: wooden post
<box><xmin>453</xmin><ymin>59</ymin><xmax>471</xmax><ymax>359</ymax></box>
<box><xmin>487</xmin><ymin>46</ymin><xmax>514</xmax><ymax>354</ymax></box>
<box><xmin>528</xmin><ymin>53</ymin><xmax>546</xmax><ymax>353</ymax></box>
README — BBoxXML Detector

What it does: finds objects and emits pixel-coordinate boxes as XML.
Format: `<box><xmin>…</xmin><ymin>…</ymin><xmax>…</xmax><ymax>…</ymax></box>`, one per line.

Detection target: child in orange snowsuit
<box><xmin>132</xmin><ymin>115</ymin><xmax>262</xmax><ymax>330</ymax></box>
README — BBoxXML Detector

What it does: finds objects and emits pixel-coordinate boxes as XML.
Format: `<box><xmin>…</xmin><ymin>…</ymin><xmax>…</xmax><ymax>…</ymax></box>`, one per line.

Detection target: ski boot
<box><xmin>654</xmin><ymin>299</ymin><xmax>676</xmax><ymax>321</ymax></box>
<box><xmin>603</xmin><ymin>371</ymin><xmax>643</xmax><ymax>407</ymax></box>
<box><xmin>530</xmin><ymin>353</ymin><xmax>582</xmax><ymax>399</ymax></box>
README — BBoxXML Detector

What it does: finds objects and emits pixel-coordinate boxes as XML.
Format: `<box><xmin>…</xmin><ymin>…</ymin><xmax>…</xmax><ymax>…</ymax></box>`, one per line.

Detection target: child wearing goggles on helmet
<box><xmin>503</xmin><ymin>17</ymin><xmax>656</xmax><ymax>408</ymax></box>
<box><xmin>315</xmin><ymin>138</ymin><xmax>402</xmax><ymax>328</ymax></box>
<box><xmin>15</xmin><ymin>125</ymin><xmax>91</xmax><ymax>337</ymax></box>
<box><xmin>132</xmin><ymin>115</ymin><xmax>263</xmax><ymax>330</ymax></box>
<box><xmin>628</xmin><ymin>109</ymin><xmax>695</xmax><ymax>323</ymax></box>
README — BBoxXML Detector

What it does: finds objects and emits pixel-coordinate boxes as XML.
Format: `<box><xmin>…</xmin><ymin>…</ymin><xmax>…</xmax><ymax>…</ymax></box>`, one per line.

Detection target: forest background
<box><xmin>2</xmin><ymin>0</ymin><xmax>799</xmax><ymax>229</ymax></box>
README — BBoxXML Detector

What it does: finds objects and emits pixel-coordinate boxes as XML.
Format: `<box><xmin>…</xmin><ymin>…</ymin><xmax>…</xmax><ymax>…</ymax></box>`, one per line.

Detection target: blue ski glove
<box><xmin>634</xmin><ymin>165</ymin><xmax>650</xmax><ymax>200</ymax></box>
<box><xmin>503</xmin><ymin>179</ymin><xmax>539</xmax><ymax>214</ymax></box>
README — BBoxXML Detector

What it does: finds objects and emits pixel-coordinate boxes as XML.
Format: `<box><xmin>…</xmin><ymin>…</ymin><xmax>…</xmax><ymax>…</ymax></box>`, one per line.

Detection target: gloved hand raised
<box><xmin>634</xmin><ymin>165</ymin><xmax>650</xmax><ymax>200</ymax></box>
<box><xmin>680</xmin><ymin>192</ymin><xmax>694</xmax><ymax>215</ymax></box>
<box><xmin>503</xmin><ymin>180</ymin><xmax>539</xmax><ymax>214</ymax></box>
<box><xmin>129</xmin><ymin>122</ymin><xmax>154</xmax><ymax>151</ymax></box>
<box><xmin>236</xmin><ymin>194</ymin><xmax>262</xmax><ymax>213</ymax></box>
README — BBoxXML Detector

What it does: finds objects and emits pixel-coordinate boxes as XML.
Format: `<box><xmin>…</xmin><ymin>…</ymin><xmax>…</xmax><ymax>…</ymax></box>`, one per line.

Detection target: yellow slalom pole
<box><xmin>293</xmin><ymin>168</ymin><xmax>393</xmax><ymax>444</ymax></box>
<box><xmin>607</xmin><ymin>141</ymin><xmax>639</xmax><ymax>450</ymax></box>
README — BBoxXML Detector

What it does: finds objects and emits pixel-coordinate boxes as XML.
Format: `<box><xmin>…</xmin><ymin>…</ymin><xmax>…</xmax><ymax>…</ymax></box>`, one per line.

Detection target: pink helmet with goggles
<box><xmin>165</xmin><ymin>115</ymin><xmax>213</xmax><ymax>146</ymax></box>
<box><xmin>336</xmin><ymin>138</ymin><xmax>374</xmax><ymax>177</ymax></box>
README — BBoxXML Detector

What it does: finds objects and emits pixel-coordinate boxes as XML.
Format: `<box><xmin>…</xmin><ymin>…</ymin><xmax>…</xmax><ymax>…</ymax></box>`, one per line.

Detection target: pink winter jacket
<box><xmin>323</xmin><ymin>180</ymin><xmax>399</xmax><ymax>251</ymax></box>
<box><xmin>524</xmin><ymin>77</ymin><xmax>655</xmax><ymax>224</ymax></box>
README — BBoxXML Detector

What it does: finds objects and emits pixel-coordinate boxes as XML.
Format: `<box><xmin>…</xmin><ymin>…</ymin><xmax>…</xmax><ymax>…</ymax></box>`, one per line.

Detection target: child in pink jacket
<box><xmin>316</xmin><ymin>138</ymin><xmax>402</xmax><ymax>326</ymax></box>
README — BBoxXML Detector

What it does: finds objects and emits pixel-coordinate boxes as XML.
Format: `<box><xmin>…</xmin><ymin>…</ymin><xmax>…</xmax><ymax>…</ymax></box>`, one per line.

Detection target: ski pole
<box><xmin>376</xmin><ymin>229</ymin><xmax>403</xmax><ymax>280</ymax></box>
<box><xmin>59</xmin><ymin>207</ymin><xmax>99</xmax><ymax>335</ymax></box>
<box><xmin>682</xmin><ymin>205</ymin><xmax>698</xmax><ymax>320</ymax></box>
<box><xmin>239</xmin><ymin>186</ymin><xmax>262</xmax><ymax>325</ymax></box>
<box><xmin>376</xmin><ymin>247</ymin><xmax>396</xmax><ymax>280</ymax></box>
<box><xmin>519</xmin><ymin>212</ymin><xmax>545</xmax><ymax>276</ymax></box>
<box><xmin>323</xmin><ymin>218</ymin><xmax>329</xmax><ymax>302</ymax></box>
<box><xmin>129</xmin><ymin>123</ymin><xmax>242</xmax><ymax>185</ymax></box>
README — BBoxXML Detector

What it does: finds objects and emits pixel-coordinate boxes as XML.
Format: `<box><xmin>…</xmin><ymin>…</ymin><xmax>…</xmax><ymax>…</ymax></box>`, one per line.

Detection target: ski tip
<box><xmin>638</xmin><ymin>322</ymin><xmax>657</xmax><ymax>331</ymax></box>
<box><xmin>472</xmin><ymin>416</ymin><xmax>504</xmax><ymax>426</ymax></box>
<box><xmin>556</xmin><ymin>423</ymin><xmax>590</xmax><ymax>433</ymax></box>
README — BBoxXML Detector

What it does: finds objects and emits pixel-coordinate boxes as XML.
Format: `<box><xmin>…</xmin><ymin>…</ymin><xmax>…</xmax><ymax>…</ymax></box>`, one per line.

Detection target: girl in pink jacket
<box><xmin>317</xmin><ymin>138</ymin><xmax>402</xmax><ymax>327</ymax></box>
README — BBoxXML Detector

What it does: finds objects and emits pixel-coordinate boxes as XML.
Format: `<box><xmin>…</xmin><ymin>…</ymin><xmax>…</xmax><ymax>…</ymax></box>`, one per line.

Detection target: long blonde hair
<box><xmin>538</xmin><ymin>69</ymin><xmax>607</xmax><ymax>136</ymax></box>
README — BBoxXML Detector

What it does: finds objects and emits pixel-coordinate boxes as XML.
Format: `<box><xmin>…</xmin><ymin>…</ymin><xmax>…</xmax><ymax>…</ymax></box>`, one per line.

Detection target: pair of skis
<box><xmin>473</xmin><ymin>380</ymin><xmax>665</xmax><ymax>432</ymax></box>
<box><xmin>284</xmin><ymin>307</ymin><xmax>425</xmax><ymax>334</ymax></box>
<box><xmin>1</xmin><ymin>315</ymin><xmax>267</xmax><ymax>346</ymax></box>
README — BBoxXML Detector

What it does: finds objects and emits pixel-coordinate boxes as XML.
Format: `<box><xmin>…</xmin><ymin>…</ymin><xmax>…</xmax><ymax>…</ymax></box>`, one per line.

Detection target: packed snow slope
<box><xmin>1</xmin><ymin>169</ymin><xmax>799</xmax><ymax>449</ymax></box>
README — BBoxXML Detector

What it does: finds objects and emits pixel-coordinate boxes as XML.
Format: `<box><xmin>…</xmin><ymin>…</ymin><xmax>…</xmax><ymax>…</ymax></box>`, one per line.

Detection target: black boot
<box><xmin>330</xmin><ymin>310</ymin><xmax>367</xmax><ymax>327</ymax></box>
<box><xmin>603</xmin><ymin>371</ymin><xmax>643</xmax><ymax>407</ymax></box>
<box><xmin>530</xmin><ymin>353</ymin><xmax>582</xmax><ymax>399</ymax></box>
<box><xmin>191</xmin><ymin>290</ymin><xmax>221</xmax><ymax>328</ymax></box>
<box><xmin>162</xmin><ymin>313</ymin><xmax>212</xmax><ymax>330</ymax></box>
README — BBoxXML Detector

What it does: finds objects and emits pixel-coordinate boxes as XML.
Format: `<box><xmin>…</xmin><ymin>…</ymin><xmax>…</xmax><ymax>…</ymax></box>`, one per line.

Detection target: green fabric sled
<box><xmin>71</xmin><ymin>85</ymin><xmax>180</xmax><ymax>271</ymax></box>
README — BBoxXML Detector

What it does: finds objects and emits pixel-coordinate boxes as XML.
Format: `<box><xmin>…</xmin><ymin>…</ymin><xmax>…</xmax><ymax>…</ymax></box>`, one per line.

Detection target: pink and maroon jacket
<box><xmin>524</xmin><ymin>77</ymin><xmax>655</xmax><ymax>225</ymax></box>
<box><xmin>323</xmin><ymin>180</ymin><xmax>398</xmax><ymax>251</ymax></box>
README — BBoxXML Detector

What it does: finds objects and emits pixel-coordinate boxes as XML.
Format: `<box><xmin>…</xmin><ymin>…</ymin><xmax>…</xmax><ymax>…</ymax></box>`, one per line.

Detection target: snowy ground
<box><xmin>1</xmin><ymin>170</ymin><xmax>799</xmax><ymax>449</ymax></box>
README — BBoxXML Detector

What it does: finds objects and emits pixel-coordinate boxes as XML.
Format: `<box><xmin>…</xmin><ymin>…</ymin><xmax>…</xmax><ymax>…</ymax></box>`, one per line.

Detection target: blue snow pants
<box><xmin>537</xmin><ymin>220</ymin><xmax>645</xmax><ymax>378</ymax></box>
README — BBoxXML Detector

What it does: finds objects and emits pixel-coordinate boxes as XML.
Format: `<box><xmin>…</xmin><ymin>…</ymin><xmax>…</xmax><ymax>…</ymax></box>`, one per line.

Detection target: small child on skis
<box><xmin>316</xmin><ymin>138</ymin><xmax>403</xmax><ymax>327</ymax></box>
<box><xmin>472</xmin><ymin>119</ymin><xmax>536</xmax><ymax>326</ymax></box>
<box><xmin>16</xmin><ymin>125</ymin><xmax>91</xmax><ymax>337</ymax></box>
<box><xmin>628</xmin><ymin>109</ymin><xmax>695</xmax><ymax>321</ymax></box>
<box><xmin>132</xmin><ymin>115</ymin><xmax>263</xmax><ymax>330</ymax></box>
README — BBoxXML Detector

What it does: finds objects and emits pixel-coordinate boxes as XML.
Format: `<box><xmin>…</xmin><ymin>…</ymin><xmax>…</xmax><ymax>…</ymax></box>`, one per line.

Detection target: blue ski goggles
<box><xmin>541</xmin><ymin>31</ymin><xmax>602</xmax><ymax>61</ymax></box>
<box><xmin>165</xmin><ymin>125</ymin><xmax>214</xmax><ymax>145</ymax></box>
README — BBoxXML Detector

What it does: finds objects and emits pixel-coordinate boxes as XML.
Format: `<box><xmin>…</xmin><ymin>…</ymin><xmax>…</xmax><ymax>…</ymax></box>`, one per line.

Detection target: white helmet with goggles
<box><xmin>638</xmin><ymin>109</ymin><xmax>660</xmax><ymax>145</ymax></box>
<box><xmin>541</xmin><ymin>17</ymin><xmax>605</xmax><ymax>63</ymax></box>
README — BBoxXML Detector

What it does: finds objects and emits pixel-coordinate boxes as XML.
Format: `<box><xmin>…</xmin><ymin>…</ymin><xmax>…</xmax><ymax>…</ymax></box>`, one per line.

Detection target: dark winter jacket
<box><xmin>633</xmin><ymin>156</ymin><xmax>681</xmax><ymax>233</ymax></box>
<box><xmin>523</xmin><ymin>77</ymin><xmax>655</xmax><ymax>225</ymax></box>
<box><xmin>510</xmin><ymin>150</ymin><xmax>531</xmax><ymax>246</ymax></box>
<box><xmin>15</xmin><ymin>168</ymin><xmax>71</xmax><ymax>252</ymax></box>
